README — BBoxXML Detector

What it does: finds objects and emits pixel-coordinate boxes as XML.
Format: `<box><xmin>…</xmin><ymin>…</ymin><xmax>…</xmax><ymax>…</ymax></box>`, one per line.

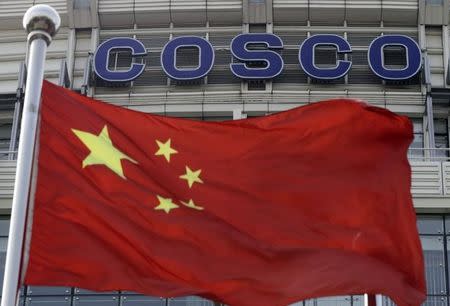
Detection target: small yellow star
<box><xmin>180</xmin><ymin>199</ymin><xmax>204</xmax><ymax>211</ymax></box>
<box><xmin>155</xmin><ymin>139</ymin><xmax>177</xmax><ymax>162</ymax></box>
<box><xmin>180</xmin><ymin>166</ymin><xmax>203</xmax><ymax>188</ymax></box>
<box><xmin>154</xmin><ymin>195</ymin><xmax>179</xmax><ymax>214</ymax></box>
<box><xmin>72</xmin><ymin>125</ymin><xmax>137</xmax><ymax>179</ymax></box>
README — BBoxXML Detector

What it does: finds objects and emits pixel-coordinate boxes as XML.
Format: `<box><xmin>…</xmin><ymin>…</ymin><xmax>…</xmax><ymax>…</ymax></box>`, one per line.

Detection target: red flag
<box><xmin>24</xmin><ymin>81</ymin><xmax>425</xmax><ymax>306</ymax></box>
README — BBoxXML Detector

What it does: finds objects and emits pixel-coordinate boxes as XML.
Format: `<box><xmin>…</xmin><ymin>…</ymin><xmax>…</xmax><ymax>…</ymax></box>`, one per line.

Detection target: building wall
<box><xmin>0</xmin><ymin>0</ymin><xmax>449</xmax><ymax>305</ymax></box>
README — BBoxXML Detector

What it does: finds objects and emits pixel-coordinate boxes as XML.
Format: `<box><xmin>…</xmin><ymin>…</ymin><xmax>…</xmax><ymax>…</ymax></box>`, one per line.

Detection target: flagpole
<box><xmin>1</xmin><ymin>5</ymin><xmax>60</xmax><ymax>306</ymax></box>
<box><xmin>364</xmin><ymin>294</ymin><xmax>381</xmax><ymax>306</ymax></box>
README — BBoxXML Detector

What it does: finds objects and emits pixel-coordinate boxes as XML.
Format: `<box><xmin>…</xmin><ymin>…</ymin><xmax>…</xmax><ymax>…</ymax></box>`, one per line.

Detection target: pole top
<box><xmin>23</xmin><ymin>5</ymin><xmax>61</xmax><ymax>43</ymax></box>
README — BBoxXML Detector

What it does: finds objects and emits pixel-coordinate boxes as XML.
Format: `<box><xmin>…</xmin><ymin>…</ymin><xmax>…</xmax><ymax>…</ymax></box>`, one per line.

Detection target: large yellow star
<box><xmin>72</xmin><ymin>125</ymin><xmax>137</xmax><ymax>179</ymax></box>
<box><xmin>154</xmin><ymin>195</ymin><xmax>179</xmax><ymax>213</ymax></box>
<box><xmin>155</xmin><ymin>139</ymin><xmax>178</xmax><ymax>162</ymax></box>
<box><xmin>180</xmin><ymin>166</ymin><xmax>203</xmax><ymax>188</ymax></box>
<box><xmin>180</xmin><ymin>199</ymin><xmax>204</xmax><ymax>211</ymax></box>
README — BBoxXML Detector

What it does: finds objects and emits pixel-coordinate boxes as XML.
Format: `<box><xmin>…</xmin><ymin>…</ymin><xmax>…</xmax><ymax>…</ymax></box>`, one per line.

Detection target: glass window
<box><xmin>0</xmin><ymin>123</ymin><xmax>12</xmax><ymax>158</ymax></box>
<box><xmin>444</xmin><ymin>216</ymin><xmax>450</xmax><ymax>235</ymax></box>
<box><xmin>26</xmin><ymin>286</ymin><xmax>71</xmax><ymax>296</ymax></box>
<box><xmin>381</xmin><ymin>296</ymin><xmax>395</xmax><ymax>306</ymax></box>
<box><xmin>0</xmin><ymin>217</ymin><xmax>8</xmax><ymax>296</ymax></box>
<box><xmin>168</xmin><ymin>296</ymin><xmax>216</xmax><ymax>306</ymax></box>
<box><xmin>107</xmin><ymin>50</ymin><xmax>132</xmax><ymax>71</ymax></box>
<box><xmin>418</xmin><ymin>215</ymin><xmax>444</xmax><ymax>235</ymax></box>
<box><xmin>422</xmin><ymin>296</ymin><xmax>447</xmax><ymax>306</ymax></box>
<box><xmin>74</xmin><ymin>288</ymin><xmax>118</xmax><ymax>295</ymax></box>
<box><xmin>176</xmin><ymin>47</ymin><xmax>200</xmax><ymax>69</ymax></box>
<box><xmin>24</xmin><ymin>296</ymin><xmax>70</xmax><ymax>306</ymax></box>
<box><xmin>383</xmin><ymin>46</ymin><xmax>407</xmax><ymax>69</ymax></box>
<box><xmin>426</xmin><ymin>0</ymin><xmax>444</xmax><ymax>5</ymax></box>
<box><xmin>73</xmin><ymin>295</ymin><xmax>119</xmax><ymax>306</ymax></box>
<box><xmin>304</xmin><ymin>296</ymin><xmax>352</xmax><ymax>306</ymax></box>
<box><xmin>247</xmin><ymin>80</ymin><xmax>266</xmax><ymax>91</ymax></box>
<box><xmin>121</xmin><ymin>296</ymin><xmax>166</xmax><ymax>306</ymax></box>
<box><xmin>314</xmin><ymin>46</ymin><xmax>338</xmax><ymax>68</ymax></box>
<box><xmin>409</xmin><ymin>118</ymin><xmax>424</xmax><ymax>158</ymax></box>
<box><xmin>434</xmin><ymin>118</ymin><xmax>449</xmax><ymax>159</ymax></box>
<box><xmin>421</xmin><ymin>236</ymin><xmax>446</xmax><ymax>295</ymax></box>
<box><xmin>248</xmin><ymin>24</ymin><xmax>266</xmax><ymax>33</ymax></box>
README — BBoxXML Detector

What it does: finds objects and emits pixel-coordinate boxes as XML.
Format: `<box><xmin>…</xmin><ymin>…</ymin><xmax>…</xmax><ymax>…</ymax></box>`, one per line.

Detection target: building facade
<box><xmin>0</xmin><ymin>0</ymin><xmax>449</xmax><ymax>305</ymax></box>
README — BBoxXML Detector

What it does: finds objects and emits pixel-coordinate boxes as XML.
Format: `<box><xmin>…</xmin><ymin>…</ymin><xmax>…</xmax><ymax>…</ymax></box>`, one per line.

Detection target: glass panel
<box><xmin>423</xmin><ymin>296</ymin><xmax>447</xmax><ymax>306</ymax></box>
<box><xmin>381</xmin><ymin>296</ymin><xmax>396</xmax><ymax>306</ymax></box>
<box><xmin>383</xmin><ymin>46</ymin><xmax>407</xmax><ymax>68</ymax></box>
<box><xmin>304</xmin><ymin>296</ymin><xmax>351</xmax><ymax>306</ymax></box>
<box><xmin>0</xmin><ymin>219</ymin><xmax>10</xmax><ymax>236</ymax></box>
<box><xmin>176</xmin><ymin>47</ymin><xmax>200</xmax><ymax>68</ymax></box>
<box><xmin>27</xmin><ymin>286</ymin><xmax>71</xmax><ymax>296</ymax></box>
<box><xmin>426</xmin><ymin>0</ymin><xmax>444</xmax><ymax>5</ymax></box>
<box><xmin>445</xmin><ymin>216</ymin><xmax>450</xmax><ymax>235</ymax></box>
<box><xmin>121</xmin><ymin>295</ymin><xmax>166</xmax><ymax>306</ymax></box>
<box><xmin>0</xmin><ymin>237</ymin><xmax>7</xmax><ymax>295</ymax></box>
<box><xmin>352</xmin><ymin>295</ymin><xmax>364</xmax><ymax>306</ymax></box>
<box><xmin>25</xmin><ymin>296</ymin><xmax>71</xmax><ymax>306</ymax></box>
<box><xmin>409</xmin><ymin>118</ymin><xmax>424</xmax><ymax>158</ymax></box>
<box><xmin>314</xmin><ymin>46</ymin><xmax>337</xmax><ymax>67</ymax></box>
<box><xmin>417</xmin><ymin>215</ymin><xmax>444</xmax><ymax>234</ymax></box>
<box><xmin>434</xmin><ymin>118</ymin><xmax>449</xmax><ymax>158</ymax></box>
<box><xmin>73</xmin><ymin>295</ymin><xmax>119</xmax><ymax>306</ymax></box>
<box><xmin>75</xmin><ymin>288</ymin><xmax>118</xmax><ymax>295</ymax></box>
<box><xmin>421</xmin><ymin>236</ymin><xmax>446</xmax><ymax>295</ymax></box>
<box><xmin>168</xmin><ymin>296</ymin><xmax>215</xmax><ymax>306</ymax></box>
<box><xmin>0</xmin><ymin>122</ymin><xmax>11</xmax><ymax>159</ymax></box>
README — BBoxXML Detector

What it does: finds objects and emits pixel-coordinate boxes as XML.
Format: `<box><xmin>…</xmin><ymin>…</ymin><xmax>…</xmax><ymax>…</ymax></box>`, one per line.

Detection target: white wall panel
<box><xmin>0</xmin><ymin>29</ymin><xmax>69</xmax><ymax>93</ymax></box>
<box><xmin>425</xmin><ymin>27</ymin><xmax>445</xmax><ymax>88</ymax></box>
<box><xmin>0</xmin><ymin>161</ymin><xmax>15</xmax><ymax>199</ymax></box>
<box><xmin>273</xmin><ymin>0</ymin><xmax>308</xmax><ymax>25</ymax></box>
<box><xmin>410</xmin><ymin>161</ymin><xmax>444</xmax><ymax>196</ymax></box>
<box><xmin>72</xmin><ymin>31</ymin><xmax>91</xmax><ymax>89</ymax></box>
<box><xmin>0</xmin><ymin>1</ymin><xmax>33</xmax><ymax>29</ymax></box>
<box><xmin>134</xmin><ymin>0</ymin><xmax>170</xmax><ymax>27</ymax></box>
<box><xmin>444</xmin><ymin>162</ymin><xmax>450</xmax><ymax>195</ymax></box>
<box><xmin>207</xmin><ymin>0</ymin><xmax>242</xmax><ymax>26</ymax></box>
<box><xmin>171</xmin><ymin>0</ymin><xmax>206</xmax><ymax>25</ymax></box>
<box><xmin>33</xmin><ymin>0</ymin><xmax>68</xmax><ymax>26</ymax></box>
<box><xmin>309</xmin><ymin>0</ymin><xmax>345</xmax><ymax>25</ymax></box>
<box><xmin>383</xmin><ymin>0</ymin><xmax>418</xmax><ymax>25</ymax></box>
<box><xmin>346</xmin><ymin>1</ymin><xmax>382</xmax><ymax>24</ymax></box>
<box><xmin>98</xmin><ymin>0</ymin><xmax>134</xmax><ymax>28</ymax></box>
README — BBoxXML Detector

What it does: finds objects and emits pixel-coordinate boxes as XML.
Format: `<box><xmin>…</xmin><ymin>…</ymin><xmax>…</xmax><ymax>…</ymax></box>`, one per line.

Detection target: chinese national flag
<box><xmin>24</xmin><ymin>81</ymin><xmax>425</xmax><ymax>306</ymax></box>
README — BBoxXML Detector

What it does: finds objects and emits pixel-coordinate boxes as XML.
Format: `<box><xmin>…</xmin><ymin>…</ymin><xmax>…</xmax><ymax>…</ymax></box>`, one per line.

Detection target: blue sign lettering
<box><xmin>230</xmin><ymin>33</ymin><xmax>284</xmax><ymax>79</ymax></box>
<box><xmin>368</xmin><ymin>35</ymin><xmax>422</xmax><ymax>80</ymax></box>
<box><xmin>161</xmin><ymin>36</ymin><xmax>214</xmax><ymax>80</ymax></box>
<box><xmin>299</xmin><ymin>34</ymin><xmax>352</xmax><ymax>80</ymax></box>
<box><xmin>92</xmin><ymin>33</ymin><xmax>423</xmax><ymax>83</ymax></box>
<box><xmin>93</xmin><ymin>37</ymin><xmax>146</xmax><ymax>82</ymax></box>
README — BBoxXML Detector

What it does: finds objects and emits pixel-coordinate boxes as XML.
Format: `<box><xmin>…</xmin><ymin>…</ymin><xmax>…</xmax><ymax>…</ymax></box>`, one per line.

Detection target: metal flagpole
<box><xmin>364</xmin><ymin>294</ymin><xmax>382</xmax><ymax>306</ymax></box>
<box><xmin>1</xmin><ymin>5</ymin><xmax>60</xmax><ymax>306</ymax></box>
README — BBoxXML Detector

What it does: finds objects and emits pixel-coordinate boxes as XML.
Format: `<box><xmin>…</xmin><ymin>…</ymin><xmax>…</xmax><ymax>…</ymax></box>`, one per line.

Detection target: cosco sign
<box><xmin>93</xmin><ymin>34</ymin><xmax>422</xmax><ymax>82</ymax></box>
